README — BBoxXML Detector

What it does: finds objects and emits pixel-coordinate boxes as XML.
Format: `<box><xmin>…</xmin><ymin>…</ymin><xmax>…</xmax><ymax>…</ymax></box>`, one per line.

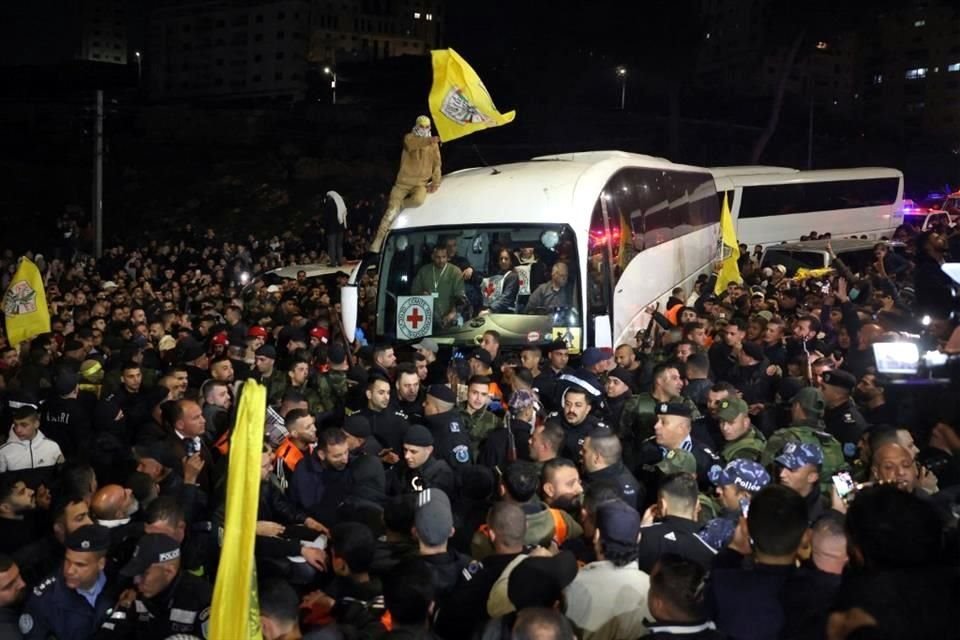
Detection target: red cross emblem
<box><xmin>406</xmin><ymin>307</ymin><xmax>424</xmax><ymax>329</ymax></box>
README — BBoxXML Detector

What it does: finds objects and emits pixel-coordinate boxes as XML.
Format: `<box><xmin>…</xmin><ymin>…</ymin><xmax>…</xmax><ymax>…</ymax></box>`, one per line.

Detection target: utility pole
<box><xmin>93</xmin><ymin>90</ymin><xmax>104</xmax><ymax>258</ymax></box>
<box><xmin>807</xmin><ymin>92</ymin><xmax>814</xmax><ymax>169</ymax></box>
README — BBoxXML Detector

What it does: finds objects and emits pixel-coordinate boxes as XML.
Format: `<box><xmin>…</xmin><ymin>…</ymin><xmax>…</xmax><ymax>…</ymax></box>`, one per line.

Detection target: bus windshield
<box><xmin>375</xmin><ymin>224</ymin><xmax>584</xmax><ymax>349</ymax></box>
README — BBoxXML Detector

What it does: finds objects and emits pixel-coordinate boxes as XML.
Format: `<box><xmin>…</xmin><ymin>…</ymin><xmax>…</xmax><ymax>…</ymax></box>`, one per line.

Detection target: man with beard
<box><xmin>0</xmin><ymin>555</ymin><xmax>27</xmax><ymax>637</ymax></box>
<box><xmin>604</xmin><ymin>367</ymin><xmax>634</xmax><ymax>429</ymax></box>
<box><xmin>289</xmin><ymin>428</ymin><xmax>384</xmax><ymax>526</ymax></box>
<box><xmin>853</xmin><ymin>371</ymin><xmax>896</xmax><ymax>427</ymax></box>
<box><xmin>540</xmin><ymin>458</ymin><xmax>584</xmax><ymax>512</ymax></box>
<box><xmin>554</xmin><ymin>386</ymin><xmax>607</xmax><ymax>461</ymax></box>
<box><xmin>393</xmin><ymin>365</ymin><xmax>424</xmax><ymax>425</ymax></box>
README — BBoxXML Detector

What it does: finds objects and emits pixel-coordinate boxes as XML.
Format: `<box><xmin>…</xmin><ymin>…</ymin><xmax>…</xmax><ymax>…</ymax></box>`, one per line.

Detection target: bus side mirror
<box><xmin>340</xmin><ymin>285</ymin><xmax>358</xmax><ymax>343</ymax></box>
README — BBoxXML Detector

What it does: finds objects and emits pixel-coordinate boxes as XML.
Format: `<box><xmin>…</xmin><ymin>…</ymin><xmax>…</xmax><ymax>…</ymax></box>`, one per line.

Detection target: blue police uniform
<box><xmin>20</xmin><ymin>570</ymin><xmax>115</xmax><ymax>640</ymax></box>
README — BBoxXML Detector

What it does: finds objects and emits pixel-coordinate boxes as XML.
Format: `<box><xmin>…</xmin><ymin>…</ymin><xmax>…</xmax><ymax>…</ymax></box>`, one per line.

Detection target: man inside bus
<box><xmin>411</xmin><ymin>245</ymin><xmax>467</xmax><ymax>329</ymax></box>
<box><xmin>523</xmin><ymin>262</ymin><xmax>572</xmax><ymax>313</ymax></box>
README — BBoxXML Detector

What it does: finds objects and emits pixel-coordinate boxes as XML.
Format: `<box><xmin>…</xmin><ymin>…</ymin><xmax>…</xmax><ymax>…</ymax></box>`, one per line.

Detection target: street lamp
<box><xmin>323</xmin><ymin>66</ymin><xmax>337</xmax><ymax>105</ymax></box>
<box><xmin>616</xmin><ymin>66</ymin><xmax>627</xmax><ymax>110</ymax></box>
<box><xmin>134</xmin><ymin>50</ymin><xmax>142</xmax><ymax>84</ymax></box>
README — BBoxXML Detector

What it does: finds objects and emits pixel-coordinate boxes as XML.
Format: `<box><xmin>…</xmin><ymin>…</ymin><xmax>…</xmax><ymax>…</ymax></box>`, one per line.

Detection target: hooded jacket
<box><xmin>0</xmin><ymin>427</ymin><xmax>63</xmax><ymax>472</ymax></box>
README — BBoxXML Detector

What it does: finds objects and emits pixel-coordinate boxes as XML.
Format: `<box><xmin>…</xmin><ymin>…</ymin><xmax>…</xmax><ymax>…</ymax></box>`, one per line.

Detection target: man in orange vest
<box><xmin>470</xmin><ymin>461</ymin><xmax>581</xmax><ymax>560</ymax></box>
<box><xmin>274</xmin><ymin>408</ymin><xmax>317</xmax><ymax>484</ymax></box>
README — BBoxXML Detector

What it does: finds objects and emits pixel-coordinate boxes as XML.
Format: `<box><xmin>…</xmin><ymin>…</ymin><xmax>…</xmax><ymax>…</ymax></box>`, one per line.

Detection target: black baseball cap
<box><xmin>119</xmin><ymin>534</ymin><xmax>181</xmax><ymax>577</ymax></box>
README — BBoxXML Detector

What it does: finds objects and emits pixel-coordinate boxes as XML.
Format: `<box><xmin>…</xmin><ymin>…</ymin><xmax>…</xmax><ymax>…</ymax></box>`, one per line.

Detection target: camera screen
<box><xmin>872</xmin><ymin>342</ymin><xmax>920</xmax><ymax>375</ymax></box>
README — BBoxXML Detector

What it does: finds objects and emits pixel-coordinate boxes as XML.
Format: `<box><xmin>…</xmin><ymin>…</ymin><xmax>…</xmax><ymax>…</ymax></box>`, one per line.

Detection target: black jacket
<box><xmin>388</xmin><ymin>457</ymin><xmax>456</xmax><ymax>498</ymax></box>
<box><xmin>636</xmin><ymin>515</ymin><xmax>717</xmax><ymax>573</ymax></box>
<box><xmin>360</xmin><ymin>406</ymin><xmax>410</xmax><ymax>454</ymax></box>
<box><xmin>424</xmin><ymin>411</ymin><xmax>473</xmax><ymax>470</ymax></box>
<box><xmin>585</xmin><ymin>462</ymin><xmax>644</xmax><ymax>510</ymax></box>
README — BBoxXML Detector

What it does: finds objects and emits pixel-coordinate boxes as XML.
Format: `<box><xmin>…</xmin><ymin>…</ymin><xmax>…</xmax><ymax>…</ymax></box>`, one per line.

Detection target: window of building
<box><xmin>914</xmin><ymin>19</ymin><xmax>926</xmax><ymax>27</ymax></box>
<box><xmin>949</xmin><ymin>63</ymin><xmax>960</xmax><ymax>72</ymax></box>
<box><xmin>413</xmin><ymin>11</ymin><xmax>420</xmax><ymax>19</ymax></box>
<box><xmin>815</xmin><ymin>41</ymin><xmax>828</xmax><ymax>50</ymax></box>
<box><xmin>873</xmin><ymin>73</ymin><xmax>883</xmax><ymax>84</ymax></box>
<box><xmin>905</xmin><ymin>101</ymin><xmax>925</xmax><ymax>113</ymax></box>
<box><xmin>426</xmin><ymin>13</ymin><xmax>433</xmax><ymax>20</ymax></box>
<box><xmin>905</xmin><ymin>67</ymin><xmax>927</xmax><ymax>80</ymax></box>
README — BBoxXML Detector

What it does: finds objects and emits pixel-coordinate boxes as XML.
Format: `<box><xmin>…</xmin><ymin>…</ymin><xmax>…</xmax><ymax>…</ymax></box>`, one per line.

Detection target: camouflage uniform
<box><xmin>715</xmin><ymin>398</ymin><xmax>766</xmax><ymax>464</ymax></box>
<box><xmin>459</xmin><ymin>405</ymin><xmax>500</xmax><ymax>454</ymax></box>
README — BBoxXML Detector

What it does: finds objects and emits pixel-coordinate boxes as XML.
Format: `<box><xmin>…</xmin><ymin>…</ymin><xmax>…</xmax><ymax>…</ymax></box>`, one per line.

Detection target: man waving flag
<box><xmin>428</xmin><ymin>48</ymin><xmax>516</xmax><ymax>142</ymax></box>
<box><xmin>714</xmin><ymin>192</ymin><xmax>743</xmax><ymax>294</ymax></box>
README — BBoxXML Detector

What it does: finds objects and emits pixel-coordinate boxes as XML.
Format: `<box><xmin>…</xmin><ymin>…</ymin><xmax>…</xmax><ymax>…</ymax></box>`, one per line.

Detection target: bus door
<box><xmin>588</xmin><ymin>196</ymin><xmax>621</xmax><ymax>349</ymax></box>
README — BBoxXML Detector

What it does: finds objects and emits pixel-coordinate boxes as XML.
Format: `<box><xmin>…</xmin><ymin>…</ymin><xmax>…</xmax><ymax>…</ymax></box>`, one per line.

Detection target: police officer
<box><xmin>699</xmin><ymin>459</ymin><xmax>771</xmax><ymax>550</ymax></box>
<box><xmin>98</xmin><ymin>534</ymin><xmax>211</xmax><ymax>639</ymax></box>
<box><xmin>821</xmin><ymin>370</ymin><xmax>868</xmax><ymax>461</ymax></box>
<box><xmin>715</xmin><ymin>397</ymin><xmax>766</xmax><ymax>463</ymax></box>
<box><xmin>638</xmin><ymin>402</ymin><xmax>720</xmax><ymax>490</ymax></box>
<box><xmin>20</xmin><ymin>524</ymin><xmax>116</xmax><ymax>640</ymax></box>
<box><xmin>551</xmin><ymin>385</ymin><xmax>608</xmax><ymax>461</ymax></box>
<box><xmin>388</xmin><ymin>425</ymin><xmax>456</xmax><ymax>498</ymax></box>
<box><xmin>424</xmin><ymin>384</ymin><xmax>474</xmax><ymax>469</ymax></box>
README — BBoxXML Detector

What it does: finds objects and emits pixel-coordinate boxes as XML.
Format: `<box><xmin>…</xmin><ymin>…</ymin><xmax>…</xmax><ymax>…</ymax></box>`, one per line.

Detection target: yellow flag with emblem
<box><xmin>211</xmin><ymin>380</ymin><xmax>266</xmax><ymax>640</ymax></box>
<box><xmin>428</xmin><ymin>48</ymin><xmax>516</xmax><ymax>142</ymax></box>
<box><xmin>714</xmin><ymin>193</ymin><xmax>743</xmax><ymax>294</ymax></box>
<box><xmin>3</xmin><ymin>257</ymin><xmax>50</xmax><ymax>347</ymax></box>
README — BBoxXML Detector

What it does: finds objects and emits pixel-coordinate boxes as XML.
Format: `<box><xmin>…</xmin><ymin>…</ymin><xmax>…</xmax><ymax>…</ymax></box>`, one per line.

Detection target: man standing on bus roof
<box><xmin>523</xmin><ymin>262</ymin><xmax>572</xmax><ymax>313</ymax></box>
<box><xmin>370</xmin><ymin>115</ymin><xmax>442</xmax><ymax>254</ymax></box>
<box><xmin>411</xmin><ymin>245</ymin><xmax>466</xmax><ymax>329</ymax></box>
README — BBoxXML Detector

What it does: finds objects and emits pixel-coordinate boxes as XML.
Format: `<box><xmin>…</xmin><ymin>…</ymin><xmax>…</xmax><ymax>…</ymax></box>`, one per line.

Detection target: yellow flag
<box><xmin>3</xmin><ymin>258</ymin><xmax>50</xmax><ymax>347</ymax></box>
<box><xmin>211</xmin><ymin>380</ymin><xmax>266</xmax><ymax>640</ymax></box>
<box><xmin>714</xmin><ymin>193</ymin><xmax>742</xmax><ymax>294</ymax></box>
<box><xmin>794</xmin><ymin>267</ymin><xmax>835</xmax><ymax>281</ymax></box>
<box><xmin>428</xmin><ymin>48</ymin><xmax>516</xmax><ymax>142</ymax></box>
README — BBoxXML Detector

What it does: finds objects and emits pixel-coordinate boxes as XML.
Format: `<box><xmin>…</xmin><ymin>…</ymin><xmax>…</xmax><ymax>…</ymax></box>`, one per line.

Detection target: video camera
<box><xmin>873</xmin><ymin>263</ymin><xmax>960</xmax><ymax>387</ymax></box>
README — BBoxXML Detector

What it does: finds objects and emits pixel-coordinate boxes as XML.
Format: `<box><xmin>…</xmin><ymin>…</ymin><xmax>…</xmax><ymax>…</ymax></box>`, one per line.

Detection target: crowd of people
<box><xmin>0</xmin><ymin>214</ymin><xmax>957</xmax><ymax>640</ymax></box>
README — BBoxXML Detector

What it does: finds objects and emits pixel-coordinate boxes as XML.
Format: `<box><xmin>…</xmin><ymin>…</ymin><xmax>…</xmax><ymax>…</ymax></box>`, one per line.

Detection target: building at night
<box><xmin>145</xmin><ymin>0</ymin><xmax>443</xmax><ymax>103</ymax></box>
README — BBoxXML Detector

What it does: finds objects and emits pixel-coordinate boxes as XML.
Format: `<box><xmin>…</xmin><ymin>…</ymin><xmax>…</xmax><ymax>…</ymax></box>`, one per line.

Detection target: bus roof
<box><xmin>708</xmin><ymin>165</ymin><xmax>797</xmax><ymax>177</ymax></box>
<box><xmin>712</xmin><ymin>166</ymin><xmax>903</xmax><ymax>189</ymax></box>
<box><xmin>392</xmin><ymin>151</ymin><xmax>710</xmax><ymax>231</ymax></box>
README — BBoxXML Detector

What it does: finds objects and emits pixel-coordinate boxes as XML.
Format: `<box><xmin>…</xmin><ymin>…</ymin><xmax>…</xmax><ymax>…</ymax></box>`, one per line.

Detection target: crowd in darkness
<box><xmin>0</xmin><ymin>209</ymin><xmax>957</xmax><ymax>640</ymax></box>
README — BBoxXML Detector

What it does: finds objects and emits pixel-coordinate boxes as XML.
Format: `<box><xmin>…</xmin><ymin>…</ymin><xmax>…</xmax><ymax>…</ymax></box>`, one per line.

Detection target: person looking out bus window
<box><xmin>524</xmin><ymin>262</ymin><xmax>572</xmax><ymax>313</ymax></box>
<box><xmin>480</xmin><ymin>248</ymin><xmax>520</xmax><ymax>315</ymax></box>
<box><xmin>411</xmin><ymin>246</ymin><xmax>466</xmax><ymax>329</ymax></box>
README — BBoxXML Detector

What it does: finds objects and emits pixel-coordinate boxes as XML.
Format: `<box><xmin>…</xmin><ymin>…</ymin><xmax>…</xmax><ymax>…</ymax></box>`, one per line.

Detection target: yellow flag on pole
<box><xmin>714</xmin><ymin>193</ymin><xmax>743</xmax><ymax>294</ymax></box>
<box><xmin>210</xmin><ymin>380</ymin><xmax>266</xmax><ymax>640</ymax></box>
<box><xmin>3</xmin><ymin>258</ymin><xmax>50</xmax><ymax>347</ymax></box>
<box><xmin>428</xmin><ymin>48</ymin><xmax>516</xmax><ymax>142</ymax></box>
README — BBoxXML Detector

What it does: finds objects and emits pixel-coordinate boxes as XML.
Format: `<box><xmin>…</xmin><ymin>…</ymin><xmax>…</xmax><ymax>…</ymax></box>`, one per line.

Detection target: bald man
<box><xmin>91</xmin><ymin>484</ymin><xmax>139</xmax><ymax>526</ymax></box>
<box><xmin>845</xmin><ymin>323</ymin><xmax>883</xmax><ymax>379</ymax></box>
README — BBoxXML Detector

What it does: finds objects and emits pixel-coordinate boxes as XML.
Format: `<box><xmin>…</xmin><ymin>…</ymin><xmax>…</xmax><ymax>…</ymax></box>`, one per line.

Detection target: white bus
<box><xmin>348</xmin><ymin>151</ymin><xmax>722</xmax><ymax>352</ymax></box>
<box><xmin>710</xmin><ymin>166</ymin><xmax>905</xmax><ymax>246</ymax></box>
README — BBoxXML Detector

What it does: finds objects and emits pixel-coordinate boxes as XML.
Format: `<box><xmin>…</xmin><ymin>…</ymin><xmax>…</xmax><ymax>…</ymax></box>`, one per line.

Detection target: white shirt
<box><xmin>563</xmin><ymin>559</ymin><xmax>652</xmax><ymax>640</ymax></box>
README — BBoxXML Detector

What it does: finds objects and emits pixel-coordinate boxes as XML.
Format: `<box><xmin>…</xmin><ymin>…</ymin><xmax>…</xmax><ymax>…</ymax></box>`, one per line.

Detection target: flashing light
<box><xmin>239</xmin><ymin>271</ymin><xmax>250</xmax><ymax>285</ymax></box>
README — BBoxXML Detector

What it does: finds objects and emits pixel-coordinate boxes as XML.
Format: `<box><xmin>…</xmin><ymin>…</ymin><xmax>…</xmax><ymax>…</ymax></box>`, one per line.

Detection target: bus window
<box><xmin>376</xmin><ymin>224</ymin><xmax>584</xmax><ymax>350</ymax></box>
